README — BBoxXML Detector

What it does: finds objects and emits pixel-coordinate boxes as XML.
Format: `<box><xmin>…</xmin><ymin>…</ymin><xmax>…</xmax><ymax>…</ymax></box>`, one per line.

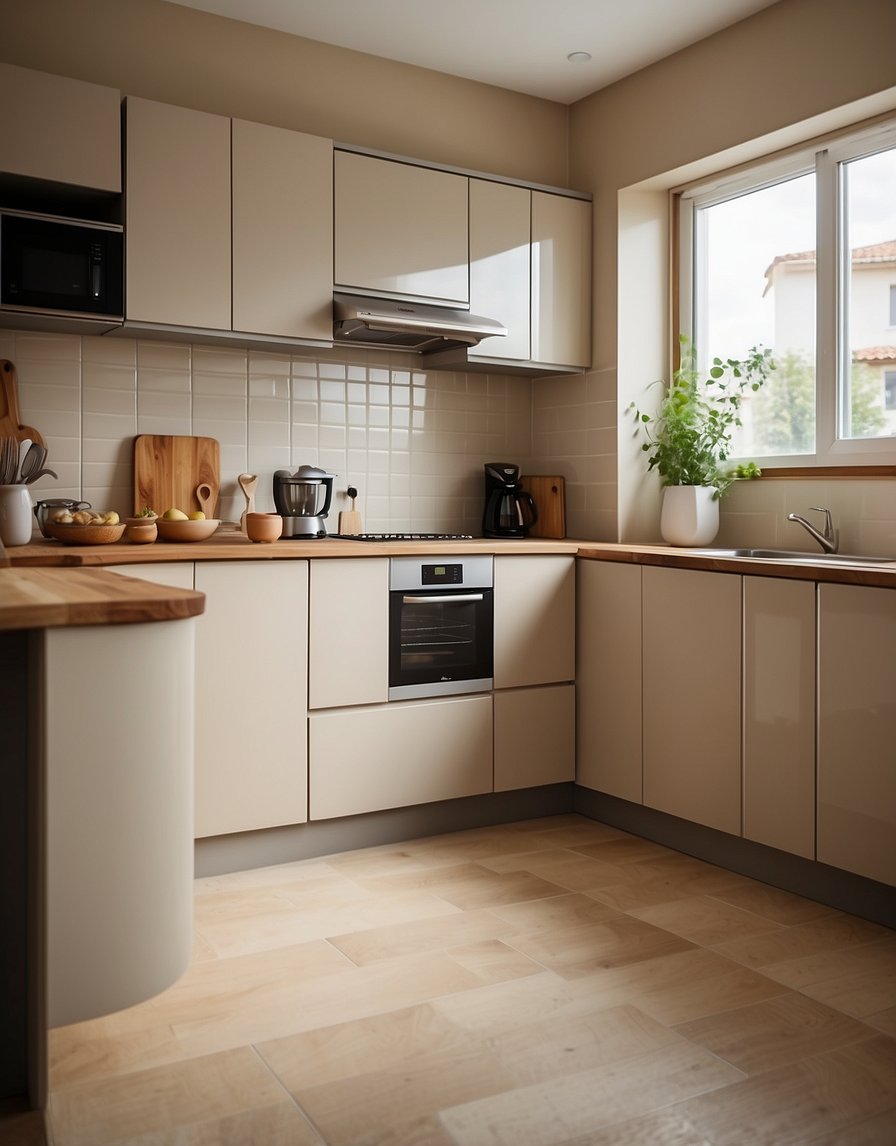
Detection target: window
<box><xmin>679</xmin><ymin>119</ymin><xmax>896</xmax><ymax>465</ymax></box>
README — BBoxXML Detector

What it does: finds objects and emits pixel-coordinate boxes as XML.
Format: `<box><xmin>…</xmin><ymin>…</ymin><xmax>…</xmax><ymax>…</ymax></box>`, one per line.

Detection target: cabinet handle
<box><xmin>402</xmin><ymin>593</ymin><xmax>485</xmax><ymax>604</ymax></box>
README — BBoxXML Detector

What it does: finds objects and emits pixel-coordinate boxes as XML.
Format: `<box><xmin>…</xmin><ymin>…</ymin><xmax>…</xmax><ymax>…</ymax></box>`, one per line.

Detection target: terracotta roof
<box><xmin>853</xmin><ymin>345</ymin><xmax>896</xmax><ymax>363</ymax></box>
<box><xmin>764</xmin><ymin>238</ymin><xmax>896</xmax><ymax>285</ymax></box>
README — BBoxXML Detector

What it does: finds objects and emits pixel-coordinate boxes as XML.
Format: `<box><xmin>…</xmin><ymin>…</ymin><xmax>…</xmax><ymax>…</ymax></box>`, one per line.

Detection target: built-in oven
<box><xmin>389</xmin><ymin>555</ymin><xmax>493</xmax><ymax>701</ymax></box>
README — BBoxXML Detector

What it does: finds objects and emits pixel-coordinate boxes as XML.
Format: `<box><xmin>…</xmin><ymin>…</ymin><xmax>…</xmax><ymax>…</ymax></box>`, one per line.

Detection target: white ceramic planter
<box><xmin>660</xmin><ymin>484</ymin><xmax>719</xmax><ymax>546</ymax></box>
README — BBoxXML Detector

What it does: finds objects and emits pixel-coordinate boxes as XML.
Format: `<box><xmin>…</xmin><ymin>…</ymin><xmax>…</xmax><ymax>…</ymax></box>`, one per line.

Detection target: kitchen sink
<box><xmin>687</xmin><ymin>547</ymin><xmax>896</xmax><ymax>567</ymax></box>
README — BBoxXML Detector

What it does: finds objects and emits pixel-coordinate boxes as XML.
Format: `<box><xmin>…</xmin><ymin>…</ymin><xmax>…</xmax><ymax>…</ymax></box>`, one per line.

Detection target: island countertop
<box><xmin>0</xmin><ymin>565</ymin><xmax>205</xmax><ymax>631</ymax></box>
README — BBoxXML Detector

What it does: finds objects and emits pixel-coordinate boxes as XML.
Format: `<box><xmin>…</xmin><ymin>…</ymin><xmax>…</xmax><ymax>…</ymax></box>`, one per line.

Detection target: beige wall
<box><xmin>564</xmin><ymin>0</ymin><xmax>896</xmax><ymax>542</ymax></box>
<box><xmin>0</xmin><ymin>0</ymin><xmax>569</xmax><ymax>187</ymax></box>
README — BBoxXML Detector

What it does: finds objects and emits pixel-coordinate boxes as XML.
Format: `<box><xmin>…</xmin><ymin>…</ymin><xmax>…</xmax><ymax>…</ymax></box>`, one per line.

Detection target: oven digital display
<box><xmin>421</xmin><ymin>563</ymin><xmax>463</xmax><ymax>585</ymax></box>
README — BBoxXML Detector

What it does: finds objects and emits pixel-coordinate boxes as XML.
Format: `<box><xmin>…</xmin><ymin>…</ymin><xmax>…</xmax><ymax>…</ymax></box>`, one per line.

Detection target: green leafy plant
<box><xmin>631</xmin><ymin>335</ymin><xmax>775</xmax><ymax>498</ymax></box>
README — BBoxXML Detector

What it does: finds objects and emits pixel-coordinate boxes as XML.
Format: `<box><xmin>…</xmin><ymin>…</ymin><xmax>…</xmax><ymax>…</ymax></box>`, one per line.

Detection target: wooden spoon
<box><xmin>195</xmin><ymin>482</ymin><xmax>215</xmax><ymax>519</ymax></box>
<box><xmin>238</xmin><ymin>473</ymin><xmax>257</xmax><ymax>533</ymax></box>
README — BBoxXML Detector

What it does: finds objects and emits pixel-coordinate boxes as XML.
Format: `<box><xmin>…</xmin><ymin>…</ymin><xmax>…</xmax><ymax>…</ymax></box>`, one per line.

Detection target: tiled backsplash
<box><xmin>0</xmin><ymin>329</ymin><xmax>536</xmax><ymax>534</ymax></box>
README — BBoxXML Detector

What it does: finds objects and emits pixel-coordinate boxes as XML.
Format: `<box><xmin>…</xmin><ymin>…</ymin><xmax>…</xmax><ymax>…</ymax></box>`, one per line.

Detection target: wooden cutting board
<box><xmin>133</xmin><ymin>435</ymin><xmax>220</xmax><ymax>517</ymax></box>
<box><xmin>521</xmin><ymin>475</ymin><xmax>566</xmax><ymax>539</ymax></box>
<box><xmin>1</xmin><ymin>359</ymin><xmax>45</xmax><ymax>444</ymax></box>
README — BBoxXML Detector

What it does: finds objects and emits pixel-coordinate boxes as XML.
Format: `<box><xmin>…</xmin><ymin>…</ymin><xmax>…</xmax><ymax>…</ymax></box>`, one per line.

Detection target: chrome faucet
<box><xmin>787</xmin><ymin>506</ymin><xmax>839</xmax><ymax>554</ymax></box>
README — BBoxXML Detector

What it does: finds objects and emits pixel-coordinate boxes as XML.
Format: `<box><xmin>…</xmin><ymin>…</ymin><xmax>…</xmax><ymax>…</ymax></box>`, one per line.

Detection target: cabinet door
<box><xmin>817</xmin><ymin>584</ymin><xmax>896</xmax><ymax>886</ymax></box>
<box><xmin>0</xmin><ymin>63</ymin><xmax>121</xmax><ymax>191</ymax></box>
<box><xmin>309</xmin><ymin>558</ymin><xmax>389</xmax><ymax>709</ymax></box>
<box><xmin>576</xmin><ymin>560</ymin><xmax>642</xmax><ymax>802</ymax></box>
<box><xmin>309</xmin><ymin>695</ymin><xmax>492</xmax><ymax>819</ymax></box>
<box><xmin>642</xmin><ymin>566</ymin><xmax>741</xmax><ymax>835</ymax></box>
<box><xmin>495</xmin><ymin>684</ymin><xmax>574</xmax><ymax>791</ymax></box>
<box><xmin>232</xmin><ymin>119</ymin><xmax>333</xmax><ymax>341</ymax></box>
<box><xmin>104</xmin><ymin>563</ymin><xmax>194</xmax><ymax>590</ymax></box>
<box><xmin>193</xmin><ymin>561</ymin><xmax>308</xmax><ymax>837</ymax></box>
<box><xmin>743</xmin><ymin>576</ymin><xmax>816</xmax><ymax>859</ymax></box>
<box><xmin>531</xmin><ymin>191</ymin><xmax>591</xmax><ymax>368</ymax></box>
<box><xmin>334</xmin><ymin>151</ymin><xmax>469</xmax><ymax>304</ymax></box>
<box><xmin>125</xmin><ymin>97</ymin><xmax>231</xmax><ymax>329</ymax></box>
<box><xmin>494</xmin><ymin>555</ymin><xmax>575</xmax><ymax>688</ymax></box>
<box><xmin>469</xmin><ymin>179</ymin><xmax>530</xmax><ymax>360</ymax></box>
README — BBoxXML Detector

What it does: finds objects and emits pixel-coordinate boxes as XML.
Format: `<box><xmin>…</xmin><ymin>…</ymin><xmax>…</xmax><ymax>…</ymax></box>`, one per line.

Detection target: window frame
<box><xmin>676</xmin><ymin>116</ymin><xmax>896</xmax><ymax>470</ymax></box>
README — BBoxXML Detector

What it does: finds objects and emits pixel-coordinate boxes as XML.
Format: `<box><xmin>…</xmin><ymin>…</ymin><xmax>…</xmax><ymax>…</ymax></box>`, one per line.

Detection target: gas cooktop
<box><xmin>330</xmin><ymin>532</ymin><xmax>474</xmax><ymax>542</ymax></box>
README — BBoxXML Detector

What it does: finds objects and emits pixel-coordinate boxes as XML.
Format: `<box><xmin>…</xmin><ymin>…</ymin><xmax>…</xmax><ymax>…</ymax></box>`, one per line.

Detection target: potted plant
<box><xmin>631</xmin><ymin>334</ymin><xmax>775</xmax><ymax>545</ymax></box>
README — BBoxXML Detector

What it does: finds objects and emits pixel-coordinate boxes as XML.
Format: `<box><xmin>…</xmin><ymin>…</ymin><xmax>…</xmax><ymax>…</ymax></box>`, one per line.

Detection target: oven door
<box><xmin>389</xmin><ymin>585</ymin><xmax>494</xmax><ymax>700</ymax></box>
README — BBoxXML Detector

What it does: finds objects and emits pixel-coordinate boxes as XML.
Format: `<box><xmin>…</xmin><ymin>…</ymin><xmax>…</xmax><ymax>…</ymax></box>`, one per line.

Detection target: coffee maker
<box><xmin>482</xmin><ymin>462</ymin><xmax>538</xmax><ymax>538</ymax></box>
<box><xmin>273</xmin><ymin>465</ymin><xmax>336</xmax><ymax>538</ymax></box>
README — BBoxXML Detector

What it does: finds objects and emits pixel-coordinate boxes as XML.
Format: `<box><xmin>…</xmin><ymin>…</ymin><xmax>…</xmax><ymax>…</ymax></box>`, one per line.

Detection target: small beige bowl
<box><xmin>126</xmin><ymin>520</ymin><xmax>158</xmax><ymax>544</ymax></box>
<box><xmin>245</xmin><ymin>512</ymin><xmax>283</xmax><ymax>543</ymax></box>
<box><xmin>155</xmin><ymin>517</ymin><xmax>220</xmax><ymax>543</ymax></box>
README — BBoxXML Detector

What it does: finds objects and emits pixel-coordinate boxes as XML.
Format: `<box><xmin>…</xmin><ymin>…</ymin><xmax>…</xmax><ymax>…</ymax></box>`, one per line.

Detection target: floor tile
<box><xmin>755</xmin><ymin>935</ymin><xmax>896</xmax><ymax>1018</ymax></box>
<box><xmin>711</xmin><ymin>911</ymin><xmax>892</xmax><ymax>969</ymax></box>
<box><xmin>673</xmin><ymin>992</ymin><xmax>875</xmax><ymax>1075</ymax></box>
<box><xmin>438</xmin><ymin>1041</ymin><xmax>743</xmax><ymax>1146</ymax></box>
<box><xmin>627</xmin><ymin>894</ymin><xmax>786</xmax><ymax>947</ymax></box>
<box><xmin>48</xmin><ymin>1046</ymin><xmax>319</xmax><ymax>1146</ymax></box>
<box><xmin>326</xmin><ymin>907</ymin><xmax>516</xmax><ymax>965</ymax></box>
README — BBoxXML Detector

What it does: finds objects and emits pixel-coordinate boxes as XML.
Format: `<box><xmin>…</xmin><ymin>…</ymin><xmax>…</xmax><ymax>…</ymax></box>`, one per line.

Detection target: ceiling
<box><xmin>166</xmin><ymin>0</ymin><xmax>782</xmax><ymax>104</ymax></box>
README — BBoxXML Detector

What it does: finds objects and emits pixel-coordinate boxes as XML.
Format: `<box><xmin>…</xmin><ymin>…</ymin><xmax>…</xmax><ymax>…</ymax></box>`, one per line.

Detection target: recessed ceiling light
<box><xmin>566</xmin><ymin>51</ymin><xmax>592</xmax><ymax>64</ymax></box>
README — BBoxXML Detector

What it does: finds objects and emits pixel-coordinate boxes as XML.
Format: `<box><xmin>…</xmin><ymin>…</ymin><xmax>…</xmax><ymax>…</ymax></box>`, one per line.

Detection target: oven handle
<box><xmin>402</xmin><ymin>593</ymin><xmax>486</xmax><ymax>604</ymax></box>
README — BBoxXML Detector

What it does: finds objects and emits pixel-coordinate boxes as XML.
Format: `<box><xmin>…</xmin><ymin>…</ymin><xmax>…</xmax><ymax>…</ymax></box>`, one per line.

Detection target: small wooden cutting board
<box><xmin>1</xmin><ymin>359</ymin><xmax>45</xmax><ymax>444</ymax></box>
<box><xmin>521</xmin><ymin>475</ymin><xmax>566</xmax><ymax>539</ymax></box>
<box><xmin>133</xmin><ymin>435</ymin><xmax>220</xmax><ymax>517</ymax></box>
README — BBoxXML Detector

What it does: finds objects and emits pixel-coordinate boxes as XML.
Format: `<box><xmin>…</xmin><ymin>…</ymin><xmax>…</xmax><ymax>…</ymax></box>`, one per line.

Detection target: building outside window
<box><xmin>678</xmin><ymin>119</ymin><xmax>896</xmax><ymax>464</ymax></box>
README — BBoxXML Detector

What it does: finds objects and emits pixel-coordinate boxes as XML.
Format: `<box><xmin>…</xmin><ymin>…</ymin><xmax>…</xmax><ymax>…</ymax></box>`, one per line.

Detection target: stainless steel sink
<box><xmin>688</xmin><ymin>547</ymin><xmax>896</xmax><ymax>567</ymax></box>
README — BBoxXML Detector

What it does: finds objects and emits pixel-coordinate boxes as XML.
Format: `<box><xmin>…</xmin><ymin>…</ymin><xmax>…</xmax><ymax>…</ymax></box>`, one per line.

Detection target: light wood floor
<box><xmin>13</xmin><ymin>814</ymin><xmax>896</xmax><ymax>1145</ymax></box>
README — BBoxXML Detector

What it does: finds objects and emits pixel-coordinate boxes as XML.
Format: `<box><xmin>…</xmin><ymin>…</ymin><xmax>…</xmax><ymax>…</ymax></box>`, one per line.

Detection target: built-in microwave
<box><xmin>0</xmin><ymin>209</ymin><xmax>123</xmax><ymax>326</ymax></box>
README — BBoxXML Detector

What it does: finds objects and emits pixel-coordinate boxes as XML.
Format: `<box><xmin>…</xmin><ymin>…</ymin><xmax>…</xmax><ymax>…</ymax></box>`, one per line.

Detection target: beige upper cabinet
<box><xmin>0</xmin><ymin>63</ymin><xmax>121</xmax><ymax>192</ymax></box>
<box><xmin>531</xmin><ymin>191</ymin><xmax>592</xmax><ymax>369</ymax></box>
<box><xmin>642</xmin><ymin>566</ymin><xmax>742</xmax><ymax>835</ymax></box>
<box><xmin>494</xmin><ymin>555</ymin><xmax>575</xmax><ymax>688</ymax></box>
<box><xmin>817</xmin><ymin>584</ymin><xmax>896</xmax><ymax>887</ymax></box>
<box><xmin>468</xmin><ymin>179</ymin><xmax>531</xmax><ymax>361</ymax></box>
<box><xmin>334</xmin><ymin>151</ymin><xmax>469</xmax><ymax>304</ymax></box>
<box><xmin>126</xmin><ymin>99</ymin><xmax>333</xmax><ymax>339</ymax></box>
<box><xmin>743</xmin><ymin>576</ymin><xmax>816</xmax><ymax>859</ymax></box>
<box><xmin>125</xmin><ymin>97</ymin><xmax>231</xmax><ymax>329</ymax></box>
<box><xmin>232</xmin><ymin>119</ymin><xmax>333</xmax><ymax>341</ymax></box>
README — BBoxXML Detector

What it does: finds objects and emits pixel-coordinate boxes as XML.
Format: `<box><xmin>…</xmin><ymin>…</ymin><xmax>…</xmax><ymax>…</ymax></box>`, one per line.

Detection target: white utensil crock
<box><xmin>0</xmin><ymin>484</ymin><xmax>35</xmax><ymax>546</ymax></box>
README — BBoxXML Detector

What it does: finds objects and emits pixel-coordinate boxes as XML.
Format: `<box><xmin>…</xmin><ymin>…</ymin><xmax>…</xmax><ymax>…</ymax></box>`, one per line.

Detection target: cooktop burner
<box><xmin>331</xmin><ymin>532</ymin><xmax>474</xmax><ymax>542</ymax></box>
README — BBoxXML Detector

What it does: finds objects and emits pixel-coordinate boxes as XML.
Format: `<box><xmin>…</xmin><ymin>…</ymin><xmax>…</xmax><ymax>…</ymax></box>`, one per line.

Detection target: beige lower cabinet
<box><xmin>309</xmin><ymin>695</ymin><xmax>493</xmax><ymax>820</ymax></box>
<box><xmin>817</xmin><ymin>584</ymin><xmax>896</xmax><ymax>886</ymax></box>
<box><xmin>743</xmin><ymin>576</ymin><xmax>816</xmax><ymax>859</ymax></box>
<box><xmin>42</xmin><ymin>617</ymin><xmax>194</xmax><ymax>1026</ymax></box>
<box><xmin>576</xmin><ymin>560</ymin><xmax>642</xmax><ymax>802</ymax></box>
<box><xmin>106</xmin><ymin>562</ymin><xmax>195</xmax><ymax>590</ymax></box>
<box><xmin>494</xmin><ymin>684</ymin><xmax>575</xmax><ymax>791</ymax></box>
<box><xmin>193</xmin><ymin>561</ymin><xmax>309</xmax><ymax>837</ymax></box>
<box><xmin>494</xmin><ymin>555</ymin><xmax>575</xmax><ymax>688</ymax></box>
<box><xmin>309</xmin><ymin>557</ymin><xmax>389</xmax><ymax>709</ymax></box>
<box><xmin>642</xmin><ymin>566</ymin><xmax>742</xmax><ymax>835</ymax></box>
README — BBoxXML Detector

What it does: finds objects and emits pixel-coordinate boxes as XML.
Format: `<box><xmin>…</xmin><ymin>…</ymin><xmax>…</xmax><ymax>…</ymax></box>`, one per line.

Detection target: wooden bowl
<box><xmin>155</xmin><ymin>517</ymin><xmax>220</xmax><ymax>542</ymax></box>
<box><xmin>46</xmin><ymin>521</ymin><xmax>126</xmax><ymax>545</ymax></box>
<box><xmin>245</xmin><ymin>513</ymin><xmax>283</xmax><ymax>543</ymax></box>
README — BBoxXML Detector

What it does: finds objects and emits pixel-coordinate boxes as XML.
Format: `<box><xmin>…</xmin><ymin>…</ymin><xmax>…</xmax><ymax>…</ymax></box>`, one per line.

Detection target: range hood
<box><xmin>333</xmin><ymin>292</ymin><xmax>506</xmax><ymax>353</ymax></box>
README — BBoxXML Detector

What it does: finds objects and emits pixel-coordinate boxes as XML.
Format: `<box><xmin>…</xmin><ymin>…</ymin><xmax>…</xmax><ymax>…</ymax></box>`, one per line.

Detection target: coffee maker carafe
<box><xmin>482</xmin><ymin>462</ymin><xmax>538</xmax><ymax>538</ymax></box>
<box><xmin>273</xmin><ymin>465</ymin><xmax>336</xmax><ymax>538</ymax></box>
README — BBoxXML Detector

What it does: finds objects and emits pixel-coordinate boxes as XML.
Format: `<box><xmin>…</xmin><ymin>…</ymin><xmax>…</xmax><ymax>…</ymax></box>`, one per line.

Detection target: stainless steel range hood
<box><xmin>333</xmin><ymin>292</ymin><xmax>506</xmax><ymax>353</ymax></box>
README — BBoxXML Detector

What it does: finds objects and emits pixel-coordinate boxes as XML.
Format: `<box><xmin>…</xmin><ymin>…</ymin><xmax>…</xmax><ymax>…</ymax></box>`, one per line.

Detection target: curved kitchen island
<box><xmin>0</xmin><ymin>564</ymin><xmax>204</xmax><ymax>1114</ymax></box>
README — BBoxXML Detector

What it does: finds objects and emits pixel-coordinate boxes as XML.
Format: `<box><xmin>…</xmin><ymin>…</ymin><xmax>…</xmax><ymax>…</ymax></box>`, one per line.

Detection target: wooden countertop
<box><xmin>577</xmin><ymin>542</ymin><xmax>896</xmax><ymax>589</ymax></box>
<box><xmin>7</xmin><ymin>526</ymin><xmax>584</xmax><ymax>566</ymax></box>
<box><xmin>0</xmin><ymin>566</ymin><xmax>205</xmax><ymax>631</ymax></box>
